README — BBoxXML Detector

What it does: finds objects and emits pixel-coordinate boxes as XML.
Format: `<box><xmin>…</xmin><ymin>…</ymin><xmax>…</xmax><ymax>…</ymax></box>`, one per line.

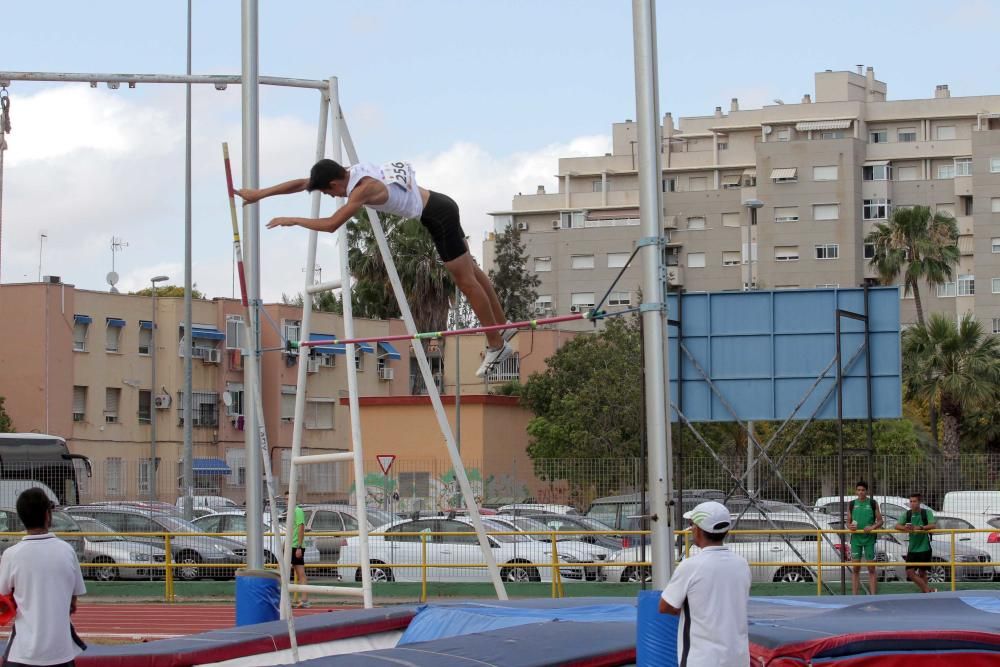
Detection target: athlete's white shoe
<box><xmin>476</xmin><ymin>342</ymin><xmax>514</xmax><ymax>378</ymax></box>
<box><xmin>501</xmin><ymin>320</ymin><xmax>517</xmax><ymax>344</ymax></box>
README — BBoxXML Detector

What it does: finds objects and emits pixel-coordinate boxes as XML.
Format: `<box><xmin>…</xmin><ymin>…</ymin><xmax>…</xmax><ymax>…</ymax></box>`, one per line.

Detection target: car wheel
<box><xmin>93</xmin><ymin>557</ymin><xmax>119</xmax><ymax>582</ymax></box>
<box><xmin>356</xmin><ymin>561</ymin><xmax>393</xmax><ymax>583</ymax></box>
<box><xmin>928</xmin><ymin>558</ymin><xmax>950</xmax><ymax>584</ymax></box>
<box><xmin>774</xmin><ymin>567</ymin><xmax>813</xmax><ymax>584</ymax></box>
<box><xmin>501</xmin><ymin>562</ymin><xmax>541</xmax><ymax>583</ymax></box>
<box><xmin>621</xmin><ymin>566</ymin><xmax>652</xmax><ymax>584</ymax></box>
<box><xmin>177</xmin><ymin>551</ymin><xmax>202</xmax><ymax>581</ymax></box>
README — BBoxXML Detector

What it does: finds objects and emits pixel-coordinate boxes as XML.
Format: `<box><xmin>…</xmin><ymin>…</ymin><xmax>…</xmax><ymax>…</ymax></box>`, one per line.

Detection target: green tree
<box><xmin>865</xmin><ymin>205</ymin><xmax>959</xmax><ymax>327</ymax></box>
<box><xmin>131</xmin><ymin>285</ymin><xmax>205</xmax><ymax>299</ymax></box>
<box><xmin>0</xmin><ymin>396</ymin><xmax>14</xmax><ymax>433</ymax></box>
<box><xmin>902</xmin><ymin>313</ymin><xmax>1000</xmax><ymax>482</ymax></box>
<box><xmin>489</xmin><ymin>225</ymin><xmax>540</xmax><ymax>322</ymax></box>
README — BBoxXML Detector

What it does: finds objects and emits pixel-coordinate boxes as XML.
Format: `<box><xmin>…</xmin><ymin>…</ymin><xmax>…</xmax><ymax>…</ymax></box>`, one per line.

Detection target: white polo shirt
<box><xmin>661</xmin><ymin>545</ymin><xmax>751</xmax><ymax>667</ymax></box>
<box><xmin>0</xmin><ymin>533</ymin><xmax>87</xmax><ymax>665</ymax></box>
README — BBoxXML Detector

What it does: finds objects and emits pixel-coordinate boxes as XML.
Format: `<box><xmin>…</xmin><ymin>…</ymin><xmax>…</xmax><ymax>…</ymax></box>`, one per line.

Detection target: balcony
<box><xmin>865</xmin><ymin>139</ymin><xmax>972</xmax><ymax>162</ymax></box>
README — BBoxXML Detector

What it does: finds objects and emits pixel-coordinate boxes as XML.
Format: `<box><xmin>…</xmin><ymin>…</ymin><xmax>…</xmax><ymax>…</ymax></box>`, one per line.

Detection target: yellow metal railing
<box><xmin>14</xmin><ymin>526</ymin><xmax>999</xmax><ymax>602</ymax></box>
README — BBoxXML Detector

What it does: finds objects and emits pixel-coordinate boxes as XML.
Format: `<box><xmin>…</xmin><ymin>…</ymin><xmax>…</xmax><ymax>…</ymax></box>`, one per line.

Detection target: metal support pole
<box><xmin>181</xmin><ymin>0</ymin><xmax>194</xmax><ymax>522</ymax></box>
<box><xmin>241</xmin><ymin>0</ymin><xmax>263</xmax><ymax>570</ymax></box>
<box><xmin>836</xmin><ymin>312</ymin><xmax>846</xmax><ymax>595</ymax></box>
<box><xmin>863</xmin><ymin>285</ymin><xmax>874</xmax><ymax>490</ymax></box>
<box><xmin>632</xmin><ymin>0</ymin><xmax>674</xmax><ymax>588</ymax></box>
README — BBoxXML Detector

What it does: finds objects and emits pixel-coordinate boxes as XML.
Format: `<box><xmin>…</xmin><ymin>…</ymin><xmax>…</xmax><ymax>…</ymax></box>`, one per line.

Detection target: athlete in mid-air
<box><xmin>237</xmin><ymin>159</ymin><xmax>513</xmax><ymax>377</ymax></box>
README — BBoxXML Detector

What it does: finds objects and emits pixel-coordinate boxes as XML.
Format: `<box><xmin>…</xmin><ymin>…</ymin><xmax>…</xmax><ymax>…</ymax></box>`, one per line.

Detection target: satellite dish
<box><xmin>222</xmin><ymin>391</ymin><xmax>233</xmax><ymax>407</ymax></box>
<box><xmin>106</xmin><ymin>271</ymin><xmax>119</xmax><ymax>287</ymax></box>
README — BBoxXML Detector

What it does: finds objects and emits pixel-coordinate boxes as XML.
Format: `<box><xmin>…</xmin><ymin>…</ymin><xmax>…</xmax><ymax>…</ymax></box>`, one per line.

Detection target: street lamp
<box><xmin>743</xmin><ymin>199</ymin><xmax>763</xmax><ymax>292</ymax></box>
<box><xmin>149</xmin><ymin>275</ymin><xmax>169</xmax><ymax>503</ymax></box>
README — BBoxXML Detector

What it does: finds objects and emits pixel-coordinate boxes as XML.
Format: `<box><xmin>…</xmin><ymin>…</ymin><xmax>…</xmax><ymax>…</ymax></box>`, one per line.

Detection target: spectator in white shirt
<box><xmin>659</xmin><ymin>501</ymin><xmax>751</xmax><ymax>667</ymax></box>
<box><xmin>0</xmin><ymin>488</ymin><xmax>86</xmax><ymax>667</ymax></box>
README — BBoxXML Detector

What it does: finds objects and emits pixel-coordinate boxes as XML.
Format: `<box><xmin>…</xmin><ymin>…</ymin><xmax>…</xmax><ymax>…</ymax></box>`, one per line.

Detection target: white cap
<box><xmin>683</xmin><ymin>501</ymin><xmax>733</xmax><ymax>533</ymax></box>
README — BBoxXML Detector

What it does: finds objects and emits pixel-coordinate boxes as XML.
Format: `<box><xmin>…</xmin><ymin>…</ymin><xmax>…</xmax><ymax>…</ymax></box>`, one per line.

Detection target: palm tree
<box><xmin>902</xmin><ymin>314</ymin><xmax>1000</xmax><ymax>483</ymax></box>
<box><xmin>865</xmin><ymin>205</ymin><xmax>959</xmax><ymax>327</ymax></box>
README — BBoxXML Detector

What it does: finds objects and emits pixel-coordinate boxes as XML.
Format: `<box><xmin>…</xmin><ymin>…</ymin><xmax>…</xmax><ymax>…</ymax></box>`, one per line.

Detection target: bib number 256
<box><xmin>383</xmin><ymin>161</ymin><xmax>412</xmax><ymax>190</ymax></box>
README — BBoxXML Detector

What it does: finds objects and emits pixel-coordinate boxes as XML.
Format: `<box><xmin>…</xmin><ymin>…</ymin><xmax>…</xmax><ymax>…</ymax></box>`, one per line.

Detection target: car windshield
<box><xmin>483</xmin><ymin>520</ymin><xmax>532</xmax><ymax>543</ymax></box>
<box><xmin>363</xmin><ymin>508</ymin><xmax>395</xmax><ymax>528</ymax></box>
<box><xmin>566</xmin><ymin>516</ymin><xmax>614</xmax><ymax>532</ymax></box>
<box><xmin>508</xmin><ymin>516</ymin><xmax>577</xmax><ymax>541</ymax></box>
<box><xmin>50</xmin><ymin>512</ymin><xmax>79</xmax><ymax>532</ymax></box>
<box><xmin>76</xmin><ymin>519</ymin><xmax>125</xmax><ymax>542</ymax></box>
<box><xmin>154</xmin><ymin>515</ymin><xmax>203</xmax><ymax>533</ymax></box>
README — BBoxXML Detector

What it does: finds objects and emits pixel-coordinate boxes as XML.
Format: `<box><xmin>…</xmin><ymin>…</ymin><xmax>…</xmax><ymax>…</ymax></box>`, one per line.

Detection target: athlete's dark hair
<box><xmin>856</xmin><ymin>480</ymin><xmax>869</xmax><ymax>490</ymax></box>
<box><xmin>16</xmin><ymin>488</ymin><xmax>53</xmax><ymax>530</ymax></box>
<box><xmin>307</xmin><ymin>159</ymin><xmax>347</xmax><ymax>192</ymax></box>
<box><xmin>910</xmin><ymin>492</ymin><xmax>921</xmax><ymax>501</ymax></box>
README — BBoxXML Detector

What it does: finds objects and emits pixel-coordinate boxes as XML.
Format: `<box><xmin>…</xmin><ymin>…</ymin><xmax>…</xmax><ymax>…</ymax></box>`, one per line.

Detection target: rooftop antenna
<box><xmin>109</xmin><ymin>236</ymin><xmax>128</xmax><ymax>293</ymax></box>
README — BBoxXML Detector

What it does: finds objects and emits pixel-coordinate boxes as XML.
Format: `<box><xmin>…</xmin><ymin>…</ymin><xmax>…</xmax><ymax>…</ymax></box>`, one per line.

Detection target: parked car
<box><xmin>0</xmin><ymin>508</ymin><xmax>86</xmax><ymax>561</ymax></box>
<box><xmin>489</xmin><ymin>516</ymin><xmax>614</xmax><ymax>581</ymax></box>
<box><xmin>192</xmin><ymin>510</ymin><xmax>320</xmax><ymax>566</ymax></box>
<box><xmin>876</xmin><ymin>515</ymin><xmax>995</xmax><ymax>583</ymax></box>
<box><xmin>924</xmin><ymin>511</ymin><xmax>1000</xmax><ymax>577</ymax></box>
<box><xmin>176</xmin><ymin>496</ymin><xmax>238</xmax><ymax>511</ymax></box>
<box><xmin>585</xmin><ymin>490</ymin><xmax>725</xmax><ymax>532</ymax></box>
<box><xmin>497</xmin><ymin>504</ymin><xmax>579</xmax><ymax>516</ymax></box>
<box><xmin>72</xmin><ymin>516</ymin><xmax>167</xmax><ymax>581</ymax></box>
<box><xmin>280</xmin><ymin>504</ymin><xmax>397</xmax><ymax>566</ymax></box>
<box><xmin>942</xmin><ymin>491</ymin><xmax>1000</xmax><ymax>516</ymax></box>
<box><xmin>67</xmin><ymin>505</ymin><xmax>243</xmax><ymax>580</ymax></box>
<box><xmin>336</xmin><ymin>516</ymin><xmax>586</xmax><ymax>584</ymax></box>
<box><xmin>500</xmin><ymin>513</ymin><xmax>624</xmax><ymax>551</ymax></box>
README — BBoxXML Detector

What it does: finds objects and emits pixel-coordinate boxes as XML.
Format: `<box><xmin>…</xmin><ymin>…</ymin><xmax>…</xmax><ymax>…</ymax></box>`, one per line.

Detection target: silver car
<box><xmin>72</xmin><ymin>516</ymin><xmax>167</xmax><ymax>581</ymax></box>
<box><xmin>192</xmin><ymin>510</ymin><xmax>320</xmax><ymax>566</ymax></box>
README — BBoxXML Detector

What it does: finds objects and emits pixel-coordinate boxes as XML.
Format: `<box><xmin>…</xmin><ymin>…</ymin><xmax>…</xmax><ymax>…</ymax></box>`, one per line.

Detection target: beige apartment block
<box><xmin>486</xmin><ymin>67</ymin><xmax>1000</xmax><ymax>329</ymax></box>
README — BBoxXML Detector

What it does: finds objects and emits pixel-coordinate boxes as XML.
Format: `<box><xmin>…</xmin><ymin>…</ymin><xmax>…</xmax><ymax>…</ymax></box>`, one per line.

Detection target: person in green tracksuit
<box><xmin>847</xmin><ymin>480</ymin><xmax>883</xmax><ymax>595</ymax></box>
<box><xmin>899</xmin><ymin>492</ymin><xmax>937</xmax><ymax>593</ymax></box>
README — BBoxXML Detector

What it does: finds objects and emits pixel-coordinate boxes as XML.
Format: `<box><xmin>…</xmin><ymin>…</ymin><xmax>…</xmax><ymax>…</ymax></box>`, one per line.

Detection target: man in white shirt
<box><xmin>659</xmin><ymin>500</ymin><xmax>751</xmax><ymax>667</ymax></box>
<box><xmin>0</xmin><ymin>488</ymin><xmax>86</xmax><ymax>667</ymax></box>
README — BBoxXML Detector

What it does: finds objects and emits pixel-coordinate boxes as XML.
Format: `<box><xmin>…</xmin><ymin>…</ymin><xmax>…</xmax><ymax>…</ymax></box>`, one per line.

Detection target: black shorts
<box><xmin>290</xmin><ymin>548</ymin><xmax>305</xmax><ymax>566</ymax></box>
<box><xmin>420</xmin><ymin>191</ymin><xmax>469</xmax><ymax>263</ymax></box>
<box><xmin>905</xmin><ymin>550</ymin><xmax>933</xmax><ymax>574</ymax></box>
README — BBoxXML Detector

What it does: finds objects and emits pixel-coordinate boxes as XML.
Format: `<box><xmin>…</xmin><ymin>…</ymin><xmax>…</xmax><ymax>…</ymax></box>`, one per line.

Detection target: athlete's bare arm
<box><xmin>234</xmin><ymin>178</ymin><xmax>309</xmax><ymax>204</ymax></box>
<box><xmin>266</xmin><ymin>177</ymin><xmax>385</xmax><ymax>234</ymax></box>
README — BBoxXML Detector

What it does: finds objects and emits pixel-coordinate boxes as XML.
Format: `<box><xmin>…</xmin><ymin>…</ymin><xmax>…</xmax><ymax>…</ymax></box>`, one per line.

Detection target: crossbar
<box><xmin>293</xmin><ymin>452</ymin><xmax>354</xmax><ymax>465</ymax></box>
<box><xmin>0</xmin><ymin>71</ymin><xmax>328</xmax><ymax>90</ymax></box>
<box><xmin>288</xmin><ymin>584</ymin><xmax>366</xmax><ymax>597</ymax></box>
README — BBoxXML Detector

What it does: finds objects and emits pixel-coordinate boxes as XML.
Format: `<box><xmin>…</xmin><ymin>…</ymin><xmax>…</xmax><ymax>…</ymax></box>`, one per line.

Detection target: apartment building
<box><xmin>485</xmin><ymin>67</ymin><xmax>1000</xmax><ymax>330</ymax></box>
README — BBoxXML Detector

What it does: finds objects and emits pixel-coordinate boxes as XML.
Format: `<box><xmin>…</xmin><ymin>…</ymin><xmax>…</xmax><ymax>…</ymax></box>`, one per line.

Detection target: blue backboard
<box><xmin>666</xmin><ymin>288</ymin><xmax>901</xmax><ymax>422</ymax></box>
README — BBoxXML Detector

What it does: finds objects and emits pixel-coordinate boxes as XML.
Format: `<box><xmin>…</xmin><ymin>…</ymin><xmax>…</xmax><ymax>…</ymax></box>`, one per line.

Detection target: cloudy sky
<box><xmin>2</xmin><ymin>0</ymin><xmax>999</xmax><ymax>301</ymax></box>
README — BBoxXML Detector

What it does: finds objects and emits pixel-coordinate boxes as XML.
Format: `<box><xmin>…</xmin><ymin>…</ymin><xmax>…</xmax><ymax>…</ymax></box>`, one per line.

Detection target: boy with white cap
<box><xmin>659</xmin><ymin>500</ymin><xmax>751</xmax><ymax>667</ymax></box>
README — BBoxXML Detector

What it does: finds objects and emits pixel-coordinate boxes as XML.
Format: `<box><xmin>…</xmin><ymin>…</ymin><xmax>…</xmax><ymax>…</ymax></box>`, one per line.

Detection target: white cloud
<box><xmin>0</xmin><ymin>83</ymin><xmax>608</xmax><ymax>308</ymax></box>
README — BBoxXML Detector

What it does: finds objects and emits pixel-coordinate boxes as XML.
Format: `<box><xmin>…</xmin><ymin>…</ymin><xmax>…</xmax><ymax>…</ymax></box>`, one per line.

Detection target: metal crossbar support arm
<box><xmin>293</xmin><ymin>452</ymin><xmax>354</xmax><ymax>465</ymax></box>
<box><xmin>305</xmin><ymin>279</ymin><xmax>343</xmax><ymax>295</ymax></box>
<box><xmin>0</xmin><ymin>71</ymin><xmax>329</xmax><ymax>90</ymax></box>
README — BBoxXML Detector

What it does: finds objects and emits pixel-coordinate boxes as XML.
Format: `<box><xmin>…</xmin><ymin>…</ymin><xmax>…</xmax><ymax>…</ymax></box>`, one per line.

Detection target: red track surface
<box><xmin>0</xmin><ymin>604</ymin><xmax>340</xmax><ymax>640</ymax></box>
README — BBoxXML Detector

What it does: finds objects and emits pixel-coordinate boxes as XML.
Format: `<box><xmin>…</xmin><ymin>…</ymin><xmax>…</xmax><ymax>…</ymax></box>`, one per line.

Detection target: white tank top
<box><xmin>345</xmin><ymin>162</ymin><xmax>424</xmax><ymax>219</ymax></box>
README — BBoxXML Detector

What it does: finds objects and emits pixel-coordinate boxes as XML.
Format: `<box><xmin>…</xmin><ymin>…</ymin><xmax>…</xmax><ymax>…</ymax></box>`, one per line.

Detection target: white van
<box><xmin>176</xmin><ymin>495</ymin><xmax>238</xmax><ymax>510</ymax></box>
<box><xmin>0</xmin><ymin>480</ymin><xmax>59</xmax><ymax>508</ymax></box>
<box><xmin>942</xmin><ymin>491</ymin><xmax>1000</xmax><ymax>516</ymax></box>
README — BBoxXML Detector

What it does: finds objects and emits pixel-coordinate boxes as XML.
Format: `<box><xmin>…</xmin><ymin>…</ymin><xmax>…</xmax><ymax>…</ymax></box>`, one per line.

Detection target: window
<box><xmin>607</xmin><ymin>252</ymin><xmax>629</xmax><ymax>268</ymax></box>
<box><xmin>282</xmin><ymin>319</ymin><xmax>301</xmax><ymax>344</ymax></box>
<box><xmin>897</xmin><ymin>166</ymin><xmax>919</xmax><ymax>181</ymax></box>
<box><xmin>570</xmin><ymin>293</ymin><xmax>595</xmax><ymax>310</ymax></box>
<box><xmin>938</xmin><ymin>203</ymin><xmax>956</xmax><ymax>217</ymax></box>
<box><xmin>721</xmin><ymin>212</ymin><xmax>741</xmax><ymax>228</ymax></box>
<box><xmin>104</xmin><ymin>388</ymin><xmax>121</xmax><ymax>423</ymax></box>
<box><xmin>687</xmin><ymin>252</ymin><xmax>706</xmax><ymax>268</ymax></box>
<box><xmin>226</xmin><ymin>449</ymin><xmax>247</xmax><ymax>487</ymax></box>
<box><xmin>936</xmin><ymin>125</ymin><xmax>956</xmax><ymax>140</ymax></box>
<box><xmin>898</xmin><ymin>128</ymin><xmax>917</xmax><ymax>143</ymax></box>
<box><xmin>177</xmin><ymin>391</ymin><xmax>220</xmax><ymax>427</ymax></box>
<box><xmin>955</xmin><ymin>158</ymin><xmax>973</xmax><ymax>177</ymax></box>
<box><xmin>813</xmin><ymin>204</ymin><xmax>840</xmax><ymax>221</ymax></box>
<box><xmin>73</xmin><ymin>320</ymin><xmax>89</xmax><ymax>352</ymax></box>
<box><xmin>864</xmin><ymin>243</ymin><xmax>875</xmax><ymax>259</ymax></box>
<box><xmin>608</xmin><ymin>292</ymin><xmax>631</xmax><ymax>306</ymax></box>
<box><xmin>398</xmin><ymin>473</ymin><xmax>431</xmax><ymax>499</ymax></box>
<box><xmin>774</xmin><ymin>207</ymin><xmax>799</xmax><ymax>223</ymax></box>
<box><xmin>560</xmin><ymin>211</ymin><xmax>585</xmax><ymax>229</ymax></box>
<box><xmin>105</xmin><ymin>320</ymin><xmax>123</xmax><ymax>353</ymax></box>
<box><xmin>534</xmin><ymin>256</ymin><xmax>551</xmax><ymax>272</ymax></box>
<box><xmin>688</xmin><ymin>177</ymin><xmax>707</xmax><ymax>191</ymax></box>
<box><xmin>717</xmin><ymin>142</ymin><xmax>728</xmax><ymax>151</ymax></box>
<box><xmin>770</xmin><ymin>168</ymin><xmax>797</xmax><ymax>183</ymax></box>
<box><xmin>662</xmin><ymin>178</ymin><xmax>676</xmax><ymax>193</ymax></box>
<box><xmin>958</xmin><ymin>274</ymin><xmax>975</xmax><ymax>296</ymax></box>
<box><xmin>863</xmin><ymin>164</ymin><xmax>892</xmax><ymax>181</ymax></box>
<box><xmin>138</xmin><ymin>390</ymin><xmax>152</xmax><ymax>424</ymax></box>
<box><xmin>815</xmin><ymin>244</ymin><xmax>839</xmax><ymax>260</ymax></box>
<box><xmin>937</xmin><ymin>282</ymin><xmax>957</xmax><ymax>297</ymax></box>
<box><xmin>937</xmin><ymin>164</ymin><xmax>956</xmax><ymax>179</ymax></box>
<box><xmin>776</xmin><ymin>128</ymin><xmax>790</xmax><ymax>142</ymax></box>
<box><xmin>138</xmin><ymin>458</ymin><xmax>156</xmax><ymax>494</ymax></box>
<box><xmin>775</xmin><ymin>246</ymin><xmax>799</xmax><ymax>262</ymax></box>
<box><xmin>869</xmin><ymin>129</ymin><xmax>888</xmax><ymax>143</ymax></box>
<box><xmin>722</xmin><ymin>251</ymin><xmax>741</xmax><ymax>266</ymax></box>
<box><xmin>820</xmin><ymin>130</ymin><xmax>845</xmax><ymax>139</ymax></box>
<box><xmin>816</xmin><ymin>284</ymin><xmax>840</xmax><ymax>289</ymax></box>
<box><xmin>304</xmin><ymin>399</ymin><xmax>335</xmax><ymax>430</ymax></box>
<box><xmin>991</xmin><ymin>158</ymin><xmax>1000</xmax><ymax>174</ymax></box>
<box><xmin>225</xmin><ymin>383</ymin><xmax>244</xmax><ymax>417</ymax></box>
<box><xmin>686</xmin><ymin>217</ymin><xmax>706</xmax><ymax>230</ymax></box>
<box><xmin>138</xmin><ymin>325</ymin><xmax>152</xmax><ymax>355</ymax></box>
<box><xmin>993</xmin><ymin>198</ymin><xmax>1000</xmax><ymax>213</ymax></box>
<box><xmin>535</xmin><ymin>295</ymin><xmax>553</xmax><ymax>313</ymax></box>
<box><xmin>73</xmin><ymin>386</ymin><xmax>86</xmax><ymax>422</ymax></box>
<box><xmin>863</xmin><ymin>199</ymin><xmax>892</xmax><ymax>220</ymax></box>
<box><xmin>570</xmin><ymin>254</ymin><xmax>595</xmax><ymax>269</ymax></box>
<box><xmin>592</xmin><ymin>180</ymin><xmax>603</xmax><ymax>192</ymax></box>
<box><xmin>355</xmin><ymin>348</ymin><xmax>364</xmax><ymax>371</ymax></box>
<box><xmin>993</xmin><ymin>318</ymin><xmax>1000</xmax><ymax>335</ymax></box>
<box><xmin>993</xmin><ymin>278</ymin><xmax>1000</xmax><ymax>294</ymax></box>
<box><xmin>813</xmin><ymin>165</ymin><xmax>838</xmax><ymax>181</ymax></box>
<box><xmin>225</xmin><ymin>315</ymin><xmax>246</xmax><ymax>351</ymax></box>
<box><xmin>106</xmin><ymin>458</ymin><xmax>124</xmax><ymax>497</ymax></box>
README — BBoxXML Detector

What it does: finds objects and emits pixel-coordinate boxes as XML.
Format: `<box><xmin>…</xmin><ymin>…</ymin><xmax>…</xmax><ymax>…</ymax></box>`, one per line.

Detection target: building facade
<box><xmin>486</xmin><ymin>67</ymin><xmax>1000</xmax><ymax>331</ymax></box>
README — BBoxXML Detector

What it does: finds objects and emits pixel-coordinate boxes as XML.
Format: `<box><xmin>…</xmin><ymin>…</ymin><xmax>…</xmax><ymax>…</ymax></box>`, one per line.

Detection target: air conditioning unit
<box><xmin>516</xmin><ymin>222</ymin><xmax>529</xmax><ymax>231</ymax></box>
<box><xmin>154</xmin><ymin>394</ymin><xmax>172</xmax><ymax>409</ymax></box>
<box><xmin>203</xmin><ymin>348</ymin><xmax>222</xmax><ymax>364</ymax></box>
<box><xmin>667</xmin><ymin>267</ymin><xmax>684</xmax><ymax>286</ymax></box>
<box><xmin>378</xmin><ymin>366</ymin><xmax>394</xmax><ymax>381</ymax></box>
<box><xmin>534</xmin><ymin>305</ymin><xmax>550</xmax><ymax>316</ymax></box>
<box><xmin>306</xmin><ymin>358</ymin><xmax>321</xmax><ymax>374</ymax></box>
<box><xmin>551</xmin><ymin>220</ymin><xmax>560</xmax><ymax>230</ymax></box>
<box><xmin>663</xmin><ymin>215</ymin><xmax>678</xmax><ymax>229</ymax></box>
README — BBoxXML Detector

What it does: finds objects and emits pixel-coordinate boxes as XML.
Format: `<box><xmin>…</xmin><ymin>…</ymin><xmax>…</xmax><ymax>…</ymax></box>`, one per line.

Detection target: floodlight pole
<box><xmin>181</xmin><ymin>0</ymin><xmax>194</xmax><ymax>523</ymax></box>
<box><xmin>632</xmin><ymin>0</ymin><xmax>674</xmax><ymax>589</ymax></box>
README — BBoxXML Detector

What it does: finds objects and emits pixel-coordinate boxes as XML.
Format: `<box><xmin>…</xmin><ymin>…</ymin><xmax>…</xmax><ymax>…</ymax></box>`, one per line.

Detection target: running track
<box><xmin>0</xmin><ymin>604</ymin><xmax>344</xmax><ymax>640</ymax></box>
